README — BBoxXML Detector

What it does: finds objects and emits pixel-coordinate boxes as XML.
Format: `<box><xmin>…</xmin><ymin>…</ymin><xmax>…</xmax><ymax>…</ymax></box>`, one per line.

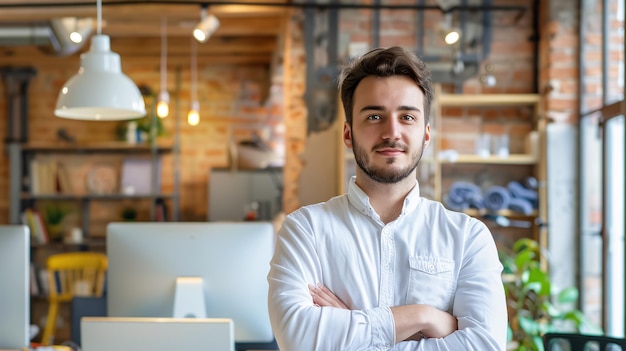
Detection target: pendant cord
<box><xmin>96</xmin><ymin>0</ymin><xmax>102</xmax><ymax>34</ymax></box>
<box><xmin>161</xmin><ymin>17</ymin><xmax>168</xmax><ymax>93</ymax></box>
<box><xmin>191</xmin><ymin>37</ymin><xmax>198</xmax><ymax>102</ymax></box>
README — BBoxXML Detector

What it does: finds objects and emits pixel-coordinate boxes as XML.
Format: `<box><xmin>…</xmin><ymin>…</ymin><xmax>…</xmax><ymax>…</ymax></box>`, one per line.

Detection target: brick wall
<box><xmin>282</xmin><ymin>9</ymin><xmax>308</xmax><ymax>214</ymax></box>
<box><xmin>539</xmin><ymin>0</ymin><xmax>580</xmax><ymax>124</ymax></box>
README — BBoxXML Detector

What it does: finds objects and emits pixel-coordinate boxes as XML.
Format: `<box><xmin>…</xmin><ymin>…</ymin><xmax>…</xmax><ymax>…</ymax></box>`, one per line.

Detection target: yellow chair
<box><xmin>40</xmin><ymin>252</ymin><xmax>107</xmax><ymax>346</ymax></box>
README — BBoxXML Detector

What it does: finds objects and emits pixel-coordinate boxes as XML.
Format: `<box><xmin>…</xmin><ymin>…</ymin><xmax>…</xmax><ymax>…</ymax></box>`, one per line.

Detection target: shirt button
<box><xmin>429</xmin><ymin>264</ymin><xmax>435</xmax><ymax>271</ymax></box>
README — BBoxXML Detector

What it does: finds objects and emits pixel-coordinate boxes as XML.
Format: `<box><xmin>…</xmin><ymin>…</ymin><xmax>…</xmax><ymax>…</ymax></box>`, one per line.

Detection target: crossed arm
<box><xmin>309</xmin><ymin>283</ymin><xmax>459</xmax><ymax>343</ymax></box>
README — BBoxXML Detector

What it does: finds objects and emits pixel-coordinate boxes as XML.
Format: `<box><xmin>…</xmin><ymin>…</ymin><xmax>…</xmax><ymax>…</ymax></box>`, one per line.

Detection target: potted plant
<box><xmin>121</xmin><ymin>207</ymin><xmax>138</xmax><ymax>221</ymax></box>
<box><xmin>499</xmin><ymin>238</ymin><xmax>603</xmax><ymax>351</ymax></box>
<box><xmin>43</xmin><ymin>203</ymin><xmax>69</xmax><ymax>242</ymax></box>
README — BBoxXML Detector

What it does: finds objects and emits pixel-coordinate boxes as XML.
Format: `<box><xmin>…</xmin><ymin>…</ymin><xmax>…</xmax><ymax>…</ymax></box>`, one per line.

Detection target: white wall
<box><xmin>298</xmin><ymin>124</ymin><xmax>340</xmax><ymax>206</ymax></box>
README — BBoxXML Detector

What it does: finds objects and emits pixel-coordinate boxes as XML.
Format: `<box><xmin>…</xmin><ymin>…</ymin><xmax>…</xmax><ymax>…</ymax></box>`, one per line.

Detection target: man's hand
<box><xmin>391</xmin><ymin>304</ymin><xmax>458</xmax><ymax>341</ymax></box>
<box><xmin>309</xmin><ymin>283</ymin><xmax>349</xmax><ymax>309</ymax></box>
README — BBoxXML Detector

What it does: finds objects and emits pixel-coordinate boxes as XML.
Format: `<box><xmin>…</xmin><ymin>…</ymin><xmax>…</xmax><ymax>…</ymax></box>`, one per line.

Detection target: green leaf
<box><xmin>537</xmin><ymin>321</ymin><xmax>551</xmax><ymax>335</ymax></box>
<box><xmin>527</xmin><ymin>268</ymin><xmax>551</xmax><ymax>296</ymax></box>
<box><xmin>501</xmin><ymin>255</ymin><xmax>517</xmax><ymax>274</ymax></box>
<box><xmin>527</xmin><ymin>267</ymin><xmax>548</xmax><ymax>283</ymax></box>
<box><xmin>521</xmin><ymin>270</ymin><xmax>530</xmax><ymax>284</ymax></box>
<box><xmin>515</xmin><ymin>249</ymin><xmax>536</xmax><ymax>271</ymax></box>
<box><xmin>532</xmin><ymin>335</ymin><xmax>545</xmax><ymax>351</ymax></box>
<box><xmin>559</xmin><ymin>310</ymin><xmax>585</xmax><ymax>328</ymax></box>
<box><xmin>523</xmin><ymin>282</ymin><xmax>543</xmax><ymax>294</ymax></box>
<box><xmin>557</xmin><ymin>287</ymin><xmax>579</xmax><ymax>304</ymax></box>
<box><xmin>541</xmin><ymin>300</ymin><xmax>560</xmax><ymax>318</ymax></box>
<box><xmin>513</xmin><ymin>238</ymin><xmax>539</xmax><ymax>253</ymax></box>
<box><xmin>519</xmin><ymin>316</ymin><xmax>540</xmax><ymax>335</ymax></box>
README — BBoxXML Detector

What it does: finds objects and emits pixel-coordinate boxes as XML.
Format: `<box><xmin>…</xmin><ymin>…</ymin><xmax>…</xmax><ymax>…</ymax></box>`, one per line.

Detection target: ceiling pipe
<box><xmin>0</xmin><ymin>18</ymin><xmax>91</xmax><ymax>56</ymax></box>
<box><xmin>0</xmin><ymin>24</ymin><xmax>52</xmax><ymax>46</ymax></box>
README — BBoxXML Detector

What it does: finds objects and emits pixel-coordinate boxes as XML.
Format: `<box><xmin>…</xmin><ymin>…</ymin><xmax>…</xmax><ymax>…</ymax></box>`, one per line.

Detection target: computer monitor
<box><xmin>0</xmin><ymin>225</ymin><xmax>30</xmax><ymax>349</ymax></box>
<box><xmin>106</xmin><ymin>222</ymin><xmax>277</xmax><ymax>351</ymax></box>
<box><xmin>81</xmin><ymin>317</ymin><xmax>235</xmax><ymax>351</ymax></box>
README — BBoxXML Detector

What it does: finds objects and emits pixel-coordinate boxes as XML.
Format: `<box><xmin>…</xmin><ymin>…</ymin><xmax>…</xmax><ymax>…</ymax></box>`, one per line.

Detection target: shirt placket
<box><xmin>379</xmin><ymin>225</ymin><xmax>395</xmax><ymax>306</ymax></box>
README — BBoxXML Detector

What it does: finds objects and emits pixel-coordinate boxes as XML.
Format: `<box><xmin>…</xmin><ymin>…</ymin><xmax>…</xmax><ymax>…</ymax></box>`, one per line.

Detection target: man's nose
<box><xmin>382</xmin><ymin>117</ymin><xmax>401</xmax><ymax>140</ymax></box>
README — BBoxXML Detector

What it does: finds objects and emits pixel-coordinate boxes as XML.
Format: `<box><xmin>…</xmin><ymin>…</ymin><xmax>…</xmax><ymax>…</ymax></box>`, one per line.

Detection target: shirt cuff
<box><xmin>368</xmin><ymin>306</ymin><xmax>396</xmax><ymax>349</ymax></box>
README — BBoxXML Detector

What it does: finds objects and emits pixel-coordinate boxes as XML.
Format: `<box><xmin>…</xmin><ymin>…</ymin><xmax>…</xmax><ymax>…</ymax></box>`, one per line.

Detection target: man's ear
<box><xmin>423</xmin><ymin>123</ymin><xmax>431</xmax><ymax>149</ymax></box>
<box><xmin>343</xmin><ymin>122</ymin><xmax>353</xmax><ymax>149</ymax></box>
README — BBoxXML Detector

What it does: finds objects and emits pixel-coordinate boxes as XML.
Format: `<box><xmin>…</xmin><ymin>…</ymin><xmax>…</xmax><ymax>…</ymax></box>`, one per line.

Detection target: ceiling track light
<box><xmin>442</xmin><ymin>12</ymin><xmax>461</xmax><ymax>46</ymax></box>
<box><xmin>193</xmin><ymin>4</ymin><xmax>220</xmax><ymax>43</ymax></box>
<box><xmin>156</xmin><ymin>16</ymin><xmax>169</xmax><ymax>119</ymax></box>
<box><xmin>444</xmin><ymin>30</ymin><xmax>460</xmax><ymax>45</ymax></box>
<box><xmin>54</xmin><ymin>0</ymin><xmax>145</xmax><ymax>121</ymax></box>
<box><xmin>69</xmin><ymin>17</ymin><xmax>84</xmax><ymax>44</ymax></box>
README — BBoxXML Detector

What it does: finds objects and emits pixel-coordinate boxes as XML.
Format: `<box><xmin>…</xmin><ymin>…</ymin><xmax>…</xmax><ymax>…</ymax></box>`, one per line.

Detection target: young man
<box><xmin>267</xmin><ymin>46</ymin><xmax>507</xmax><ymax>350</ymax></box>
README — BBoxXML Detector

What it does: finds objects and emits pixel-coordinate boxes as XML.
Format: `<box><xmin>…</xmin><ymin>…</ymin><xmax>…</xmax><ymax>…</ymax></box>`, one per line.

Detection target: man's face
<box><xmin>343</xmin><ymin>75</ymin><xmax>430</xmax><ymax>184</ymax></box>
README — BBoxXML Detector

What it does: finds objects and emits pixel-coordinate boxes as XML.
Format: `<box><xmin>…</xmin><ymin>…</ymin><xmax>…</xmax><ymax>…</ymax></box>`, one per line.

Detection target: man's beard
<box><xmin>352</xmin><ymin>136</ymin><xmax>424</xmax><ymax>184</ymax></box>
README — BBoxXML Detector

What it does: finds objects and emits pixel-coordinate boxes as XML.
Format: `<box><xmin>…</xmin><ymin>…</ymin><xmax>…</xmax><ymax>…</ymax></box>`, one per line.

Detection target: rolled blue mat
<box><xmin>523</xmin><ymin>176</ymin><xmax>538</xmax><ymax>189</ymax></box>
<box><xmin>444</xmin><ymin>194</ymin><xmax>469</xmax><ymax>212</ymax></box>
<box><xmin>484</xmin><ymin>186</ymin><xmax>511</xmax><ymax>211</ymax></box>
<box><xmin>467</xmin><ymin>193</ymin><xmax>485</xmax><ymax>210</ymax></box>
<box><xmin>508</xmin><ymin>181</ymin><xmax>539</xmax><ymax>208</ymax></box>
<box><xmin>448</xmin><ymin>181</ymin><xmax>482</xmax><ymax>204</ymax></box>
<box><xmin>508</xmin><ymin>197</ymin><xmax>534</xmax><ymax>215</ymax></box>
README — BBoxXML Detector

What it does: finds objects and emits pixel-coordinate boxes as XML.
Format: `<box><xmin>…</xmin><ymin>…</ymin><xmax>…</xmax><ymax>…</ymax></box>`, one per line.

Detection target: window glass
<box><xmin>605</xmin><ymin>114</ymin><xmax>624</xmax><ymax>337</ymax></box>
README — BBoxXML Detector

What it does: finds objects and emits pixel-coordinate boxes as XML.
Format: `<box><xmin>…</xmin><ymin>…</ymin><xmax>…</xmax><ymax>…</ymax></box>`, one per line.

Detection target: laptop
<box><xmin>81</xmin><ymin>317</ymin><xmax>234</xmax><ymax>351</ymax></box>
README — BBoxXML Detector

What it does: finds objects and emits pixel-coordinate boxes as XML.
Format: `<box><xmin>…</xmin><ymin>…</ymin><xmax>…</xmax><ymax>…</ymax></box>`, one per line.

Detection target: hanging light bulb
<box><xmin>187</xmin><ymin>101</ymin><xmax>200</xmax><ymax>126</ymax></box>
<box><xmin>188</xmin><ymin>38</ymin><xmax>200</xmax><ymax>126</ymax></box>
<box><xmin>156</xmin><ymin>91</ymin><xmax>169</xmax><ymax>118</ymax></box>
<box><xmin>157</xmin><ymin>17</ymin><xmax>169</xmax><ymax>118</ymax></box>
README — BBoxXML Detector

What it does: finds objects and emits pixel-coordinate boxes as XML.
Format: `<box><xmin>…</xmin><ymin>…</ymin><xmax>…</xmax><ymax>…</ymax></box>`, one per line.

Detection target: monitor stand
<box><xmin>173</xmin><ymin>276</ymin><xmax>207</xmax><ymax>318</ymax></box>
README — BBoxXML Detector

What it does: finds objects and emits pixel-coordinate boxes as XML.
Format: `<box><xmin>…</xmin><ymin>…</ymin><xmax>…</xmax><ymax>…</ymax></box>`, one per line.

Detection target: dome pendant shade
<box><xmin>55</xmin><ymin>35</ymin><xmax>146</xmax><ymax>120</ymax></box>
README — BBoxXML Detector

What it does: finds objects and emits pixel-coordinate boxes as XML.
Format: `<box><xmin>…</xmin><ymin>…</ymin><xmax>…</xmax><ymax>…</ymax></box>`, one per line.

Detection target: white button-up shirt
<box><xmin>268</xmin><ymin>177</ymin><xmax>507</xmax><ymax>350</ymax></box>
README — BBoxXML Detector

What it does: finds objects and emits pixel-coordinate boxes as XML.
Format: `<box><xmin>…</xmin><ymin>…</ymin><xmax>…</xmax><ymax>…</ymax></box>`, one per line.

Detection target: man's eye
<box><xmin>402</xmin><ymin>114</ymin><xmax>416</xmax><ymax>121</ymax></box>
<box><xmin>367</xmin><ymin>114</ymin><xmax>381</xmax><ymax>120</ymax></box>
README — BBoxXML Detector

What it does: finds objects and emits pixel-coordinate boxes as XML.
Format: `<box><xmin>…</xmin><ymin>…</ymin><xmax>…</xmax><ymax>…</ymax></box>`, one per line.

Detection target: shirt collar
<box><xmin>347</xmin><ymin>176</ymin><xmax>422</xmax><ymax>220</ymax></box>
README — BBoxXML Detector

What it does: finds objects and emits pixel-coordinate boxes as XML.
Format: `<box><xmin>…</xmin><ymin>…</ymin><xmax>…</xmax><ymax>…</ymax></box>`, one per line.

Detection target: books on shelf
<box><xmin>20</xmin><ymin>208</ymin><xmax>49</xmax><ymax>244</ymax></box>
<box><xmin>29</xmin><ymin>157</ymin><xmax>75</xmax><ymax>195</ymax></box>
<box><xmin>29</xmin><ymin>262</ymin><xmax>51</xmax><ymax>297</ymax></box>
<box><xmin>29</xmin><ymin>263</ymin><xmax>39</xmax><ymax>296</ymax></box>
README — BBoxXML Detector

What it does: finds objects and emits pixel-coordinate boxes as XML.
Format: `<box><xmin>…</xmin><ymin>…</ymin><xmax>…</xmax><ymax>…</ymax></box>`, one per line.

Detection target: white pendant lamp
<box><xmin>54</xmin><ymin>0</ymin><xmax>145</xmax><ymax>121</ymax></box>
<box><xmin>187</xmin><ymin>38</ymin><xmax>200</xmax><ymax>126</ymax></box>
<box><xmin>156</xmin><ymin>17</ymin><xmax>169</xmax><ymax>119</ymax></box>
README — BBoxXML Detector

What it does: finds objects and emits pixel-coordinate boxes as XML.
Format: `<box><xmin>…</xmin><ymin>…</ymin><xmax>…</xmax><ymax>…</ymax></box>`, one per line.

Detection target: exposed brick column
<box><xmin>538</xmin><ymin>0</ymin><xmax>580</xmax><ymax>124</ymax></box>
<box><xmin>282</xmin><ymin>9</ymin><xmax>308</xmax><ymax>214</ymax></box>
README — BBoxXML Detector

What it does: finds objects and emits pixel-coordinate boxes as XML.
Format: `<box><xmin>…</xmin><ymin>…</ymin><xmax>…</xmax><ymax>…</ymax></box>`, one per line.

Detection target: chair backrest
<box><xmin>544</xmin><ymin>333</ymin><xmax>626</xmax><ymax>351</ymax></box>
<box><xmin>47</xmin><ymin>252</ymin><xmax>108</xmax><ymax>301</ymax></box>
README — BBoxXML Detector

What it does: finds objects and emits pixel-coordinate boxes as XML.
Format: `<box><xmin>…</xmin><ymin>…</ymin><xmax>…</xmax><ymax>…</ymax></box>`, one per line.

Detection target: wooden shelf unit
<box><xmin>433</xmin><ymin>85</ymin><xmax>547</xmax><ymax>246</ymax></box>
<box><xmin>8</xmin><ymin>141</ymin><xmax>179</xmax><ymax>249</ymax></box>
